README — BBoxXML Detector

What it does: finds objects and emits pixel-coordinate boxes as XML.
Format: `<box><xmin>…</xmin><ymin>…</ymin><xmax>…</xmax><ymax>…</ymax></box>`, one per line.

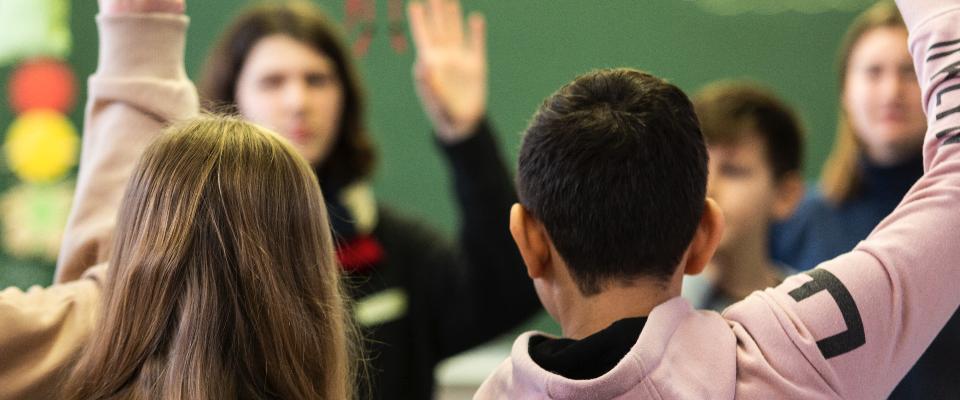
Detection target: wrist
<box><xmin>436</xmin><ymin>118</ymin><xmax>483</xmax><ymax>144</ymax></box>
<box><xmin>100</xmin><ymin>1</ymin><xmax>185</xmax><ymax>15</ymax></box>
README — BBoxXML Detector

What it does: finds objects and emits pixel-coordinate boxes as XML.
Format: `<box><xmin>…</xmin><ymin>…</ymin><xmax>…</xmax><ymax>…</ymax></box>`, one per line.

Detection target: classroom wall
<box><xmin>0</xmin><ymin>0</ymin><xmax>873</xmax><ymax>288</ymax></box>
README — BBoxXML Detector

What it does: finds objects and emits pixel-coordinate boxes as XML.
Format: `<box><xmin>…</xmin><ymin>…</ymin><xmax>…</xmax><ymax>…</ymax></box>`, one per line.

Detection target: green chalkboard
<box><xmin>0</xmin><ymin>0</ymin><xmax>873</xmax><ymax>288</ymax></box>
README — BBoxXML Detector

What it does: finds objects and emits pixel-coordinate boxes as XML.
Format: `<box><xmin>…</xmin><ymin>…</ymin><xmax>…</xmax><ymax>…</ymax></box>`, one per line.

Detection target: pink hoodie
<box><xmin>476</xmin><ymin>1</ymin><xmax>960</xmax><ymax>399</ymax></box>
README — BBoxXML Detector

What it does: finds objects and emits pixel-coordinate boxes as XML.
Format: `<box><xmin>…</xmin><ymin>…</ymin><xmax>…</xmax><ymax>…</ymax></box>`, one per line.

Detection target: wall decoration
<box><xmin>388</xmin><ymin>0</ymin><xmax>407</xmax><ymax>54</ymax></box>
<box><xmin>0</xmin><ymin>182</ymin><xmax>73</xmax><ymax>260</ymax></box>
<box><xmin>4</xmin><ymin>109</ymin><xmax>79</xmax><ymax>184</ymax></box>
<box><xmin>0</xmin><ymin>0</ymin><xmax>77</xmax><ymax>277</ymax></box>
<box><xmin>9</xmin><ymin>58</ymin><xmax>76</xmax><ymax>114</ymax></box>
<box><xmin>346</xmin><ymin>0</ymin><xmax>376</xmax><ymax>57</ymax></box>
<box><xmin>345</xmin><ymin>0</ymin><xmax>408</xmax><ymax>57</ymax></box>
<box><xmin>0</xmin><ymin>0</ymin><xmax>70</xmax><ymax>66</ymax></box>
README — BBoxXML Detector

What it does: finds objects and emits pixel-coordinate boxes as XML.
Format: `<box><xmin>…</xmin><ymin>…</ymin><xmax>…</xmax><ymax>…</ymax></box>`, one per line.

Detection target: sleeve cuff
<box><xmin>96</xmin><ymin>13</ymin><xmax>189</xmax><ymax>80</ymax></box>
<box><xmin>898</xmin><ymin>1</ymin><xmax>960</xmax><ymax>35</ymax></box>
<box><xmin>438</xmin><ymin>118</ymin><xmax>495</xmax><ymax>157</ymax></box>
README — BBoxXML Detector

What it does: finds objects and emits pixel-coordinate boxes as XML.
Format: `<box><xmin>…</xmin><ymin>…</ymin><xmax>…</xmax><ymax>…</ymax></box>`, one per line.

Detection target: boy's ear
<box><xmin>682</xmin><ymin>198</ymin><xmax>725</xmax><ymax>276</ymax></box>
<box><xmin>771</xmin><ymin>172</ymin><xmax>805</xmax><ymax>221</ymax></box>
<box><xmin>510</xmin><ymin>203</ymin><xmax>552</xmax><ymax>279</ymax></box>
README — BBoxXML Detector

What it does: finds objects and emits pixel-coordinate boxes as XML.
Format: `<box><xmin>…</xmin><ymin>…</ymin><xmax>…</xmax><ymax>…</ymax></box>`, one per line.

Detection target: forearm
<box><xmin>432</xmin><ymin>121</ymin><xmax>539</xmax><ymax>357</ymax></box>
<box><xmin>440</xmin><ymin>119</ymin><xmax>516</xmax><ymax>219</ymax></box>
<box><xmin>55</xmin><ymin>14</ymin><xmax>198</xmax><ymax>283</ymax></box>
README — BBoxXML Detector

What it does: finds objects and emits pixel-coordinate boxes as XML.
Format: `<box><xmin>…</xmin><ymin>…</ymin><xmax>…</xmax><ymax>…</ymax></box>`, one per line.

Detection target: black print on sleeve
<box><xmin>936</xmin><ymin>83</ymin><xmax>960</xmax><ymax>106</ymax></box>
<box><xmin>788</xmin><ymin>269</ymin><xmax>866</xmax><ymax>359</ymax></box>
<box><xmin>932</xmin><ymin>60</ymin><xmax>960</xmax><ymax>83</ymax></box>
<box><xmin>936</xmin><ymin>126</ymin><xmax>960</xmax><ymax>145</ymax></box>
<box><xmin>927</xmin><ymin>46</ymin><xmax>960</xmax><ymax>62</ymax></box>
<box><xmin>937</xmin><ymin>105</ymin><xmax>960</xmax><ymax>121</ymax></box>
<box><xmin>931</xmin><ymin>38</ymin><xmax>960</xmax><ymax>50</ymax></box>
<box><xmin>931</xmin><ymin>39</ymin><xmax>960</xmax><ymax>126</ymax></box>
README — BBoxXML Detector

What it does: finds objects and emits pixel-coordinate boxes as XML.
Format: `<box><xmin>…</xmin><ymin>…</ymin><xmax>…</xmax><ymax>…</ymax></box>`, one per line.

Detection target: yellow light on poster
<box><xmin>4</xmin><ymin>109</ymin><xmax>79</xmax><ymax>183</ymax></box>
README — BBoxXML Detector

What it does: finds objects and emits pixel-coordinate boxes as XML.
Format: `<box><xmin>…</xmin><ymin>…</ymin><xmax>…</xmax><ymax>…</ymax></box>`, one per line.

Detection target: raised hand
<box><xmin>408</xmin><ymin>0</ymin><xmax>487</xmax><ymax>143</ymax></box>
<box><xmin>99</xmin><ymin>0</ymin><xmax>185</xmax><ymax>15</ymax></box>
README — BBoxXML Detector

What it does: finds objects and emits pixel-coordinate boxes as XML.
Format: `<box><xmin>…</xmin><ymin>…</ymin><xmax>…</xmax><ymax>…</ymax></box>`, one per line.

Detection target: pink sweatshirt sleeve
<box><xmin>54</xmin><ymin>14</ymin><xmax>198</xmax><ymax>283</ymax></box>
<box><xmin>725</xmin><ymin>4</ymin><xmax>960</xmax><ymax>399</ymax></box>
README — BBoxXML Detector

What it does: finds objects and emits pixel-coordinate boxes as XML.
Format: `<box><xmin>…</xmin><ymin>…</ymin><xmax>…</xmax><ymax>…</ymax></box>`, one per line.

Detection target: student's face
<box><xmin>843</xmin><ymin>27</ymin><xmax>926</xmax><ymax>166</ymax></box>
<box><xmin>707</xmin><ymin>134</ymin><xmax>779</xmax><ymax>252</ymax></box>
<box><xmin>235</xmin><ymin>34</ymin><xmax>345</xmax><ymax>165</ymax></box>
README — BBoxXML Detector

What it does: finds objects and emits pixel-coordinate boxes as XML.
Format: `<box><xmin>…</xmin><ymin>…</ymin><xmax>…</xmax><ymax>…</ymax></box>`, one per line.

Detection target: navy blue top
<box><xmin>770</xmin><ymin>155</ymin><xmax>923</xmax><ymax>270</ymax></box>
<box><xmin>771</xmin><ymin>154</ymin><xmax>960</xmax><ymax>398</ymax></box>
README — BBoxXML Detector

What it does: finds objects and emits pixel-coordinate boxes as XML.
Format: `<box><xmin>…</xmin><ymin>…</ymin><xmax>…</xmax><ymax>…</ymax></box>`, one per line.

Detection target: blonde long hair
<box><xmin>65</xmin><ymin>115</ymin><xmax>357</xmax><ymax>399</ymax></box>
<box><xmin>821</xmin><ymin>1</ymin><xmax>906</xmax><ymax>204</ymax></box>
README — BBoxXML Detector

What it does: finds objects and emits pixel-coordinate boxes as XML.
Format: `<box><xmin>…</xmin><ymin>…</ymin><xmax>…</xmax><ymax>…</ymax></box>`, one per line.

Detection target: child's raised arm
<box><xmin>54</xmin><ymin>0</ymin><xmax>197</xmax><ymax>282</ymax></box>
<box><xmin>726</xmin><ymin>1</ymin><xmax>960</xmax><ymax>398</ymax></box>
<box><xmin>2</xmin><ymin>1</ymin><xmax>197</xmax><ymax>397</ymax></box>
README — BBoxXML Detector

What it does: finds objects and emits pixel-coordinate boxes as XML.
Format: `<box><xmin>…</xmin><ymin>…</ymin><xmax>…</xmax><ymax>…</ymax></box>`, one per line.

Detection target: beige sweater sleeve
<box><xmin>54</xmin><ymin>13</ymin><xmax>198</xmax><ymax>283</ymax></box>
<box><xmin>0</xmin><ymin>265</ymin><xmax>105</xmax><ymax>399</ymax></box>
<box><xmin>0</xmin><ymin>13</ymin><xmax>198</xmax><ymax>399</ymax></box>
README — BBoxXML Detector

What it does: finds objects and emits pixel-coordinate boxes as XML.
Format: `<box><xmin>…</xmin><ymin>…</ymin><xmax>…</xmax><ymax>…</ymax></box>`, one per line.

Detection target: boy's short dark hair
<box><xmin>518</xmin><ymin>68</ymin><xmax>707</xmax><ymax>296</ymax></box>
<box><xmin>693</xmin><ymin>81</ymin><xmax>804</xmax><ymax>180</ymax></box>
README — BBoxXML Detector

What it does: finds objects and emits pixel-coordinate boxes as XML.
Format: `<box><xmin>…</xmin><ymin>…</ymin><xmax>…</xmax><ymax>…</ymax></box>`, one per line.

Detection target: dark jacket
<box><xmin>334</xmin><ymin>121</ymin><xmax>541</xmax><ymax>399</ymax></box>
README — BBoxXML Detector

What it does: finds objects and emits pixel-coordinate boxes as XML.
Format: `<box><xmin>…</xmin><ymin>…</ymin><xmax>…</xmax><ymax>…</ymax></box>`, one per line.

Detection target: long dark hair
<box><xmin>201</xmin><ymin>1</ymin><xmax>376</xmax><ymax>188</ymax></box>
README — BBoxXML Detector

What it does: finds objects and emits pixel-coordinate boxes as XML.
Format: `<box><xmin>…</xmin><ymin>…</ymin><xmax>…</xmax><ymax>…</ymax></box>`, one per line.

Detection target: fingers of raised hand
<box><xmin>409</xmin><ymin>0</ymin><xmax>474</xmax><ymax>50</ymax></box>
<box><xmin>468</xmin><ymin>12</ymin><xmax>486</xmax><ymax>58</ymax></box>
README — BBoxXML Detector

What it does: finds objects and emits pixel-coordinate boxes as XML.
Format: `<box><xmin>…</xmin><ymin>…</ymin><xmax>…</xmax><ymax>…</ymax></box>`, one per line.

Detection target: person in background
<box><xmin>770</xmin><ymin>2</ymin><xmax>959</xmax><ymax>396</ymax></box>
<box><xmin>683</xmin><ymin>81</ymin><xmax>804</xmax><ymax>312</ymax></box>
<box><xmin>173</xmin><ymin>1</ymin><xmax>535</xmax><ymax>398</ymax></box>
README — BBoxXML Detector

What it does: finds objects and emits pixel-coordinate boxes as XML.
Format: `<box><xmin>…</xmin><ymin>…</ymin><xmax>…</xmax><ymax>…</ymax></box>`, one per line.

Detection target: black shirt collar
<box><xmin>528</xmin><ymin>316</ymin><xmax>647</xmax><ymax>380</ymax></box>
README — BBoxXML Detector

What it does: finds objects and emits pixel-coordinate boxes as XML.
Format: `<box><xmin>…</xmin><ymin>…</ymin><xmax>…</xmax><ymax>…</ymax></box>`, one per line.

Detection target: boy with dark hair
<box><xmin>684</xmin><ymin>81</ymin><xmax>805</xmax><ymax>311</ymax></box>
<box><xmin>477</xmin><ymin>0</ymin><xmax>960</xmax><ymax>397</ymax></box>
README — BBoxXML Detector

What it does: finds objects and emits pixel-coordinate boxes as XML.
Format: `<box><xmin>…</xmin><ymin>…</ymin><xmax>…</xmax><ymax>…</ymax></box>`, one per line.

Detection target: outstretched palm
<box><xmin>408</xmin><ymin>0</ymin><xmax>487</xmax><ymax>142</ymax></box>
